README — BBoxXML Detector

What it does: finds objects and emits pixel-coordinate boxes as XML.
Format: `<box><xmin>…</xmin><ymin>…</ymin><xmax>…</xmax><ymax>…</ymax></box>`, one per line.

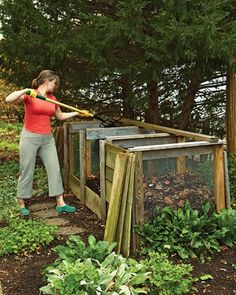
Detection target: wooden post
<box><xmin>99</xmin><ymin>140</ymin><xmax>107</xmax><ymax>221</ymax></box>
<box><xmin>176</xmin><ymin>136</ymin><xmax>186</xmax><ymax>174</ymax></box>
<box><xmin>63</xmin><ymin>123</ymin><xmax>69</xmax><ymax>191</ymax></box>
<box><xmin>213</xmin><ymin>145</ymin><xmax>226</xmax><ymax>212</ymax></box>
<box><xmin>104</xmin><ymin>153</ymin><xmax>128</xmax><ymax>243</ymax></box>
<box><xmin>122</xmin><ymin>154</ymin><xmax>135</xmax><ymax>257</ymax></box>
<box><xmin>226</xmin><ymin>72</ymin><xmax>236</xmax><ymax>154</ymax></box>
<box><xmin>79</xmin><ymin>130</ymin><xmax>86</xmax><ymax>204</ymax></box>
<box><xmin>224</xmin><ymin>151</ymin><xmax>231</xmax><ymax>209</ymax></box>
<box><xmin>115</xmin><ymin>154</ymin><xmax>132</xmax><ymax>253</ymax></box>
<box><xmin>132</xmin><ymin>152</ymin><xmax>144</xmax><ymax>252</ymax></box>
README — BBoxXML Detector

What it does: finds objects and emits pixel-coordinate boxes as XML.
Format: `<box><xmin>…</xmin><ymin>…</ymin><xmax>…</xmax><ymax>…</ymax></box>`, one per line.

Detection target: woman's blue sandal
<box><xmin>20</xmin><ymin>207</ymin><xmax>30</xmax><ymax>216</ymax></box>
<box><xmin>56</xmin><ymin>205</ymin><xmax>76</xmax><ymax>213</ymax></box>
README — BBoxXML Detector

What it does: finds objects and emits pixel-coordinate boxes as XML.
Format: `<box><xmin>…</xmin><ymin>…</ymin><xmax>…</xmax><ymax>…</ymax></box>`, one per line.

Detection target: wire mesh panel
<box><xmin>142</xmin><ymin>153</ymin><xmax>215</xmax><ymax>221</ymax></box>
<box><xmin>71</xmin><ymin>133</ymin><xmax>80</xmax><ymax>178</ymax></box>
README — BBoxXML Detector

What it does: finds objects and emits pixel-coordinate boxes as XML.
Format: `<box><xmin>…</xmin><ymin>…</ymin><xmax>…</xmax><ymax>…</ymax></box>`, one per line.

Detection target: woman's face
<box><xmin>46</xmin><ymin>79</ymin><xmax>58</xmax><ymax>94</ymax></box>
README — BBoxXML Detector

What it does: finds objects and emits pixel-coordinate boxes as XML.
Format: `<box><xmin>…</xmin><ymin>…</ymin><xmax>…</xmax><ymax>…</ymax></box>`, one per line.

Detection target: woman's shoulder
<box><xmin>47</xmin><ymin>94</ymin><xmax>58</xmax><ymax>101</ymax></box>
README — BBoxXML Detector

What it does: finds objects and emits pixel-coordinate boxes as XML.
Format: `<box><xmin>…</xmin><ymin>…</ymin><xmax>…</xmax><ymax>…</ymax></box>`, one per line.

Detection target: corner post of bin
<box><xmin>132</xmin><ymin>151</ymin><xmax>144</xmax><ymax>252</ymax></box>
<box><xmin>99</xmin><ymin>139</ymin><xmax>107</xmax><ymax>221</ymax></box>
<box><xmin>213</xmin><ymin>143</ymin><xmax>226</xmax><ymax>212</ymax></box>
<box><xmin>79</xmin><ymin>130</ymin><xmax>86</xmax><ymax>204</ymax></box>
<box><xmin>176</xmin><ymin>136</ymin><xmax>186</xmax><ymax>174</ymax></box>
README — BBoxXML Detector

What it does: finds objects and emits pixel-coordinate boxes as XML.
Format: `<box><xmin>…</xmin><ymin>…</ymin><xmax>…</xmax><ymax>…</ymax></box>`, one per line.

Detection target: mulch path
<box><xmin>0</xmin><ymin>193</ymin><xmax>235</xmax><ymax>295</ymax></box>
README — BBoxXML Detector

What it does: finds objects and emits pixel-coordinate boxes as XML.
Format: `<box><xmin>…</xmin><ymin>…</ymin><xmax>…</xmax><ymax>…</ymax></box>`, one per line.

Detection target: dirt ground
<box><xmin>0</xmin><ymin>193</ymin><xmax>235</xmax><ymax>295</ymax></box>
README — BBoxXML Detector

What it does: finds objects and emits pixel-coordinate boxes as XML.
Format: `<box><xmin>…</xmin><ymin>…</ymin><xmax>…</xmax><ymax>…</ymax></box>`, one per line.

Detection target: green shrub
<box><xmin>143</xmin><ymin>252</ymin><xmax>193</xmax><ymax>295</ymax></box>
<box><xmin>41</xmin><ymin>235</ymin><xmax>196</xmax><ymax>295</ymax></box>
<box><xmin>136</xmin><ymin>201</ymin><xmax>236</xmax><ymax>260</ymax></box>
<box><xmin>49</xmin><ymin>235</ymin><xmax>117</xmax><ymax>265</ymax></box>
<box><xmin>0</xmin><ymin>217</ymin><xmax>58</xmax><ymax>256</ymax></box>
<box><xmin>41</xmin><ymin>235</ymin><xmax>149</xmax><ymax>295</ymax></box>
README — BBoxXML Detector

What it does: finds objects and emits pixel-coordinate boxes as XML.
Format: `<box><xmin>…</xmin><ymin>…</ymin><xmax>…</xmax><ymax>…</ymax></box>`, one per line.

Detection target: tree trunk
<box><xmin>226</xmin><ymin>72</ymin><xmax>236</xmax><ymax>154</ymax></box>
<box><xmin>177</xmin><ymin>73</ymin><xmax>201</xmax><ymax>130</ymax></box>
<box><xmin>145</xmin><ymin>80</ymin><xmax>159</xmax><ymax>124</ymax></box>
<box><xmin>121</xmin><ymin>76</ymin><xmax>134</xmax><ymax>119</ymax></box>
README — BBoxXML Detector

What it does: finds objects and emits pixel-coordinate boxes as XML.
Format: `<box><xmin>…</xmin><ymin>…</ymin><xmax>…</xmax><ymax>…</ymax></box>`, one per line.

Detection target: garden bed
<box><xmin>0</xmin><ymin>193</ymin><xmax>235</xmax><ymax>295</ymax></box>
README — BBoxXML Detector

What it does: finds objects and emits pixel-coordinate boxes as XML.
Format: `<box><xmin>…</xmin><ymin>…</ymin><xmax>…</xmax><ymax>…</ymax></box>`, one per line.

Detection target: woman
<box><xmin>6</xmin><ymin>70</ymin><xmax>79</xmax><ymax>216</ymax></box>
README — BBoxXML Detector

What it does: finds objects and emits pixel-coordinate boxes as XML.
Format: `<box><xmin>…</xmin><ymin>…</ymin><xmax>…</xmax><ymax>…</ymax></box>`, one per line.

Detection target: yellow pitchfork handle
<box><xmin>25</xmin><ymin>89</ymin><xmax>94</xmax><ymax>117</ymax></box>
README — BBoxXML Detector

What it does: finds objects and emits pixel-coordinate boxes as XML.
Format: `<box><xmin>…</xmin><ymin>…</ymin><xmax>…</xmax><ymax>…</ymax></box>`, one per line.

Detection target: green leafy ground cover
<box><xmin>1</xmin><ymin>122</ymin><xmax>236</xmax><ymax>294</ymax></box>
<box><xmin>136</xmin><ymin>202</ymin><xmax>236</xmax><ymax>261</ymax></box>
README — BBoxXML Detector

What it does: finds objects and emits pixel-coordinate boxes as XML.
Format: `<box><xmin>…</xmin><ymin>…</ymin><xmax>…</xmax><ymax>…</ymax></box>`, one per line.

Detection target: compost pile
<box><xmin>143</xmin><ymin>172</ymin><xmax>214</xmax><ymax>220</ymax></box>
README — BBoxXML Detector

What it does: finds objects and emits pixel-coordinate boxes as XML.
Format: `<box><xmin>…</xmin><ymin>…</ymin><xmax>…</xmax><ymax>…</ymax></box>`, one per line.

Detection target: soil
<box><xmin>0</xmin><ymin>192</ymin><xmax>235</xmax><ymax>295</ymax></box>
<box><xmin>144</xmin><ymin>172</ymin><xmax>215</xmax><ymax>220</ymax></box>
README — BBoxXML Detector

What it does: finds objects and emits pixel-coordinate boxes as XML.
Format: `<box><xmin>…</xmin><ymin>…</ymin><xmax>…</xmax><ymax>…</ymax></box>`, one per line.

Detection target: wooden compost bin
<box><xmin>63</xmin><ymin>118</ymin><xmax>227</xmax><ymax>256</ymax></box>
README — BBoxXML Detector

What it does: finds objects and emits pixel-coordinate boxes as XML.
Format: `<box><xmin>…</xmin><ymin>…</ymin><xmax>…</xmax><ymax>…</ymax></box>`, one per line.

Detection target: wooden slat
<box><xmin>104</xmin><ymin>153</ymin><xmax>128</xmax><ymax>243</ymax></box>
<box><xmin>85</xmin><ymin>186</ymin><xmax>102</xmax><ymax>220</ymax></box>
<box><xmin>106</xmin><ymin>135</ymin><xmax>177</xmax><ymax>148</ymax></box>
<box><xmin>106</xmin><ymin>143</ymin><xmax>128</xmax><ymax>169</ymax></box>
<box><xmin>69</xmin><ymin>174</ymin><xmax>81</xmax><ymax>198</ymax></box>
<box><xmin>86</xmin><ymin>126</ymin><xmax>141</xmax><ymax>140</ymax></box>
<box><xmin>105</xmin><ymin>166</ymin><xmax>114</xmax><ymax>182</ymax></box>
<box><xmin>105</xmin><ymin>179</ymin><xmax>112</xmax><ymax>202</ymax></box>
<box><xmin>99</xmin><ymin>140</ymin><xmax>107</xmax><ymax>220</ymax></box>
<box><xmin>128</xmin><ymin>140</ymin><xmax>225</xmax><ymax>152</ymax></box>
<box><xmin>122</xmin><ymin>154</ymin><xmax>135</xmax><ymax>257</ymax></box>
<box><xmin>214</xmin><ymin>145</ymin><xmax>226</xmax><ymax>212</ymax></box>
<box><xmin>118</xmin><ymin>118</ymin><xmax>219</xmax><ymax>143</ymax></box>
<box><xmin>140</xmin><ymin>146</ymin><xmax>215</xmax><ymax>160</ymax></box>
<box><xmin>115</xmin><ymin>155</ymin><xmax>132</xmax><ymax>253</ymax></box>
<box><xmin>69</xmin><ymin>174</ymin><xmax>102</xmax><ymax>219</ymax></box>
<box><xmin>105</xmin><ymin>133</ymin><xmax>170</xmax><ymax>141</ymax></box>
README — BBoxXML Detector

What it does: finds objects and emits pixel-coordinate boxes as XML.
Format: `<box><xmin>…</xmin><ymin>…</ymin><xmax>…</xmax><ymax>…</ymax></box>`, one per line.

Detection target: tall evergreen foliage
<box><xmin>0</xmin><ymin>0</ymin><xmax>236</xmax><ymax>132</ymax></box>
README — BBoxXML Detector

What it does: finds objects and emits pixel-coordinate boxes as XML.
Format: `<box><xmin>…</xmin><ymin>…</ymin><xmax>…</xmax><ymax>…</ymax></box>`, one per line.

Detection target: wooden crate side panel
<box><xmin>104</xmin><ymin>153</ymin><xmax>129</xmax><ymax>243</ymax></box>
<box><xmin>85</xmin><ymin>186</ymin><xmax>102</xmax><ymax>220</ymax></box>
<box><xmin>106</xmin><ymin>143</ymin><xmax>128</xmax><ymax>169</ymax></box>
<box><xmin>115</xmin><ymin>155</ymin><xmax>132</xmax><ymax>253</ymax></box>
<box><xmin>121</xmin><ymin>154</ymin><xmax>135</xmax><ymax>257</ymax></box>
<box><xmin>69</xmin><ymin>174</ymin><xmax>81</xmax><ymax>199</ymax></box>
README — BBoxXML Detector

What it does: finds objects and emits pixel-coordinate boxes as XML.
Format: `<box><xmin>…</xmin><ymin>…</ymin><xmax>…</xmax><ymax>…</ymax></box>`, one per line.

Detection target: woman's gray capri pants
<box><xmin>17</xmin><ymin>128</ymin><xmax>64</xmax><ymax>199</ymax></box>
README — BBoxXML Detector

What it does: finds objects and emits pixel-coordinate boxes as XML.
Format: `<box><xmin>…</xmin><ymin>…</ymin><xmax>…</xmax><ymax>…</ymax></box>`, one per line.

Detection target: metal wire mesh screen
<box><xmin>143</xmin><ymin>153</ymin><xmax>215</xmax><ymax>221</ymax></box>
<box><xmin>72</xmin><ymin>133</ymin><xmax>80</xmax><ymax>178</ymax></box>
<box><xmin>90</xmin><ymin>139</ymin><xmax>100</xmax><ymax>176</ymax></box>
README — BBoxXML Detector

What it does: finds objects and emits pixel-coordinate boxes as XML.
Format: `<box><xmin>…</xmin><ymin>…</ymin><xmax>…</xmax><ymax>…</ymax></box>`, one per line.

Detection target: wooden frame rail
<box><xmin>118</xmin><ymin>118</ymin><xmax>219</xmax><ymax>143</ymax></box>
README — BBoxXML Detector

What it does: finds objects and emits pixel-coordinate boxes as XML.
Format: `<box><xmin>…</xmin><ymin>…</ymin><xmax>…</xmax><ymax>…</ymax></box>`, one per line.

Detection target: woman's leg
<box><xmin>38</xmin><ymin>134</ymin><xmax>64</xmax><ymax>198</ymax></box>
<box><xmin>39</xmin><ymin>134</ymin><xmax>76</xmax><ymax>212</ymax></box>
<box><xmin>17</xmin><ymin>129</ymin><xmax>40</xmax><ymax>207</ymax></box>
